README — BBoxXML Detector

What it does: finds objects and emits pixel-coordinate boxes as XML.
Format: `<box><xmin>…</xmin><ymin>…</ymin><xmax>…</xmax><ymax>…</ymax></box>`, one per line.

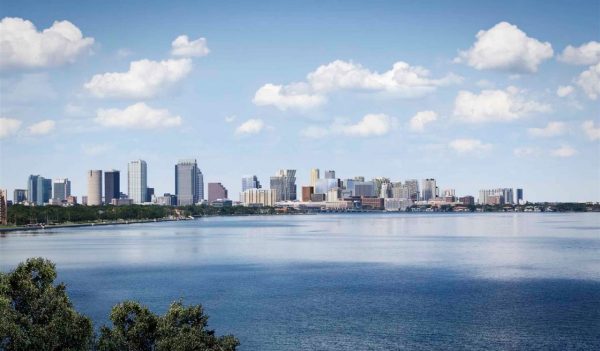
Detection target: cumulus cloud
<box><xmin>528</xmin><ymin>121</ymin><xmax>566</xmax><ymax>137</ymax></box>
<box><xmin>409</xmin><ymin>110</ymin><xmax>438</xmax><ymax>132</ymax></box>
<box><xmin>582</xmin><ymin>120</ymin><xmax>600</xmax><ymax>141</ymax></box>
<box><xmin>0</xmin><ymin>17</ymin><xmax>94</xmax><ymax>69</ymax></box>
<box><xmin>170</xmin><ymin>35</ymin><xmax>210</xmax><ymax>57</ymax></box>
<box><xmin>551</xmin><ymin>144</ymin><xmax>577</xmax><ymax>158</ymax></box>
<box><xmin>513</xmin><ymin>146</ymin><xmax>541</xmax><ymax>158</ymax></box>
<box><xmin>253</xmin><ymin>83</ymin><xmax>326</xmax><ymax>111</ymax></box>
<box><xmin>455</xmin><ymin>21</ymin><xmax>553</xmax><ymax>73</ymax></box>
<box><xmin>95</xmin><ymin>102</ymin><xmax>182</xmax><ymax>129</ymax></box>
<box><xmin>558</xmin><ymin>41</ymin><xmax>600</xmax><ymax>65</ymax></box>
<box><xmin>84</xmin><ymin>58</ymin><xmax>192</xmax><ymax>99</ymax></box>
<box><xmin>253</xmin><ymin>60</ymin><xmax>461</xmax><ymax>110</ymax></box>
<box><xmin>0</xmin><ymin>117</ymin><xmax>22</xmax><ymax>138</ymax></box>
<box><xmin>27</xmin><ymin>120</ymin><xmax>56</xmax><ymax>135</ymax></box>
<box><xmin>235</xmin><ymin>118</ymin><xmax>264</xmax><ymax>135</ymax></box>
<box><xmin>556</xmin><ymin>85</ymin><xmax>574</xmax><ymax>98</ymax></box>
<box><xmin>448</xmin><ymin>138</ymin><xmax>492</xmax><ymax>154</ymax></box>
<box><xmin>453</xmin><ymin>86</ymin><xmax>551</xmax><ymax>123</ymax></box>
<box><xmin>575</xmin><ymin>62</ymin><xmax>600</xmax><ymax>100</ymax></box>
<box><xmin>336</xmin><ymin>113</ymin><xmax>394</xmax><ymax>137</ymax></box>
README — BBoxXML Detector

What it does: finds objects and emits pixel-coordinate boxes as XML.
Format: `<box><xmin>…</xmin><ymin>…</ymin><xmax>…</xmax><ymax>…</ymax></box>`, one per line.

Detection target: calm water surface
<box><xmin>1</xmin><ymin>213</ymin><xmax>599</xmax><ymax>350</ymax></box>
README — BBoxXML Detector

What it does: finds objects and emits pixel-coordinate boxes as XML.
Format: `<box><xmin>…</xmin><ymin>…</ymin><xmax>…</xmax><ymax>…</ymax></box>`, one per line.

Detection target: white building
<box><xmin>128</xmin><ymin>160</ymin><xmax>147</xmax><ymax>204</ymax></box>
<box><xmin>87</xmin><ymin>170</ymin><xmax>102</xmax><ymax>205</ymax></box>
<box><xmin>384</xmin><ymin>198</ymin><xmax>413</xmax><ymax>211</ymax></box>
<box><xmin>240</xmin><ymin>188</ymin><xmax>278</xmax><ymax>207</ymax></box>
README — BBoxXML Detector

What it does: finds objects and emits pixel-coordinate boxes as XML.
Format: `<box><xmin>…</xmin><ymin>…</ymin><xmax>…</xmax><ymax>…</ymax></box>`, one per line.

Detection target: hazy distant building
<box><xmin>270</xmin><ymin>169</ymin><xmax>297</xmax><ymax>201</ymax></box>
<box><xmin>242</xmin><ymin>175</ymin><xmax>261</xmax><ymax>192</ymax></box>
<box><xmin>324</xmin><ymin>170</ymin><xmax>336</xmax><ymax>179</ymax></box>
<box><xmin>459</xmin><ymin>196</ymin><xmax>475</xmax><ymax>206</ymax></box>
<box><xmin>67</xmin><ymin>195</ymin><xmax>78</xmax><ymax>205</ymax></box>
<box><xmin>104</xmin><ymin>170</ymin><xmax>120</xmax><ymax>205</ymax></box>
<box><xmin>175</xmin><ymin>159</ymin><xmax>203</xmax><ymax>206</ymax></box>
<box><xmin>52</xmin><ymin>178</ymin><xmax>71</xmax><ymax>202</ymax></box>
<box><xmin>315</xmin><ymin>178</ymin><xmax>339</xmax><ymax>195</ymax></box>
<box><xmin>146</xmin><ymin>187</ymin><xmax>154</xmax><ymax>202</ymax></box>
<box><xmin>13</xmin><ymin>189</ymin><xmax>26</xmax><ymax>203</ymax></box>
<box><xmin>404</xmin><ymin>179</ymin><xmax>420</xmax><ymax>201</ymax></box>
<box><xmin>422</xmin><ymin>178</ymin><xmax>437</xmax><ymax>201</ymax></box>
<box><xmin>310</xmin><ymin>168</ymin><xmax>320</xmax><ymax>187</ymax></box>
<box><xmin>87</xmin><ymin>170</ymin><xmax>102</xmax><ymax>205</ymax></box>
<box><xmin>302</xmin><ymin>186</ymin><xmax>314</xmax><ymax>202</ymax></box>
<box><xmin>372</xmin><ymin>177</ymin><xmax>390</xmax><ymax>198</ymax></box>
<box><xmin>240</xmin><ymin>188</ymin><xmax>277</xmax><ymax>207</ymax></box>
<box><xmin>0</xmin><ymin>189</ymin><xmax>7</xmax><ymax>225</ymax></box>
<box><xmin>516</xmin><ymin>188</ymin><xmax>524</xmax><ymax>204</ymax></box>
<box><xmin>353</xmin><ymin>181</ymin><xmax>375</xmax><ymax>197</ymax></box>
<box><xmin>354</xmin><ymin>176</ymin><xmax>365</xmax><ymax>182</ymax></box>
<box><xmin>379</xmin><ymin>181</ymin><xmax>393</xmax><ymax>198</ymax></box>
<box><xmin>479</xmin><ymin>188</ymin><xmax>514</xmax><ymax>205</ymax></box>
<box><xmin>208</xmin><ymin>182</ymin><xmax>228</xmax><ymax>203</ymax></box>
<box><xmin>128</xmin><ymin>160</ymin><xmax>147</xmax><ymax>204</ymax></box>
<box><xmin>156</xmin><ymin>193</ymin><xmax>177</xmax><ymax>206</ymax></box>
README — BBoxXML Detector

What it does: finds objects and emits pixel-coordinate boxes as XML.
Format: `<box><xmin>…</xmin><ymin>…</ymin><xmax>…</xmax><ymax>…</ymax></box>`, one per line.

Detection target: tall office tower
<box><xmin>28</xmin><ymin>175</ymin><xmax>52</xmax><ymax>205</ymax></box>
<box><xmin>324</xmin><ymin>170</ymin><xmax>336</xmax><ymax>179</ymax></box>
<box><xmin>391</xmin><ymin>182</ymin><xmax>403</xmax><ymax>199</ymax></box>
<box><xmin>310</xmin><ymin>168</ymin><xmax>320</xmax><ymax>187</ymax></box>
<box><xmin>404</xmin><ymin>179</ymin><xmax>420</xmax><ymax>201</ymax></box>
<box><xmin>13</xmin><ymin>189</ymin><xmax>26</xmax><ymax>203</ymax></box>
<box><xmin>442</xmin><ymin>189</ymin><xmax>456</xmax><ymax>197</ymax></box>
<box><xmin>0</xmin><ymin>189</ymin><xmax>7</xmax><ymax>225</ymax></box>
<box><xmin>353</xmin><ymin>181</ymin><xmax>375</xmax><ymax>197</ymax></box>
<box><xmin>270</xmin><ymin>169</ymin><xmax>297</xmax><ymax>201</ymax></box>
<box><xmin>372</xmin><ymin>177</ymin><xmax>390</xmax><ymax>198</ymax></box>
<box><xmin>421</xmin><ymin>178</ymin><xmax>437</xmax><ymax>201</ymax></box>
<box><xmin>354</xmin><ymin>176</ymin><xmax>365</xmax><ymax>182</ymax></box>
<box><xmin>128</xmin><ymin>160</ymin><xmax>147</xmax><ymax>204</ymax></box>
<box><xmin>380</xmin><ymin>181</ymin><xmax>393</xmax><ymax>198</ymax></box>
<box><xmin>516</xmin><ymin>188</ymin><xmax>524</xmax><ymax>204</ymax></box>
<box><xmin>501</xmin><ymin>188</ymin><xmax>514</xmax><ymax>205</ymax></box>
<box><xmin>315</xmin><ymin>178</ymin><xmax>339</xmax><ymax>195</ymax></box>
<box><xmin>208</xmin><ymin>183</ymin><xmax>228</xmax><ymax>202</ymax></box>
<box><xmin>242</xmin><ymin>175</ymin><xmax>261</xmax><ymax>192</ymax></box>
<box><xmin>52</xmin><ymin>178</ymin><xmax>71</xmax><ymax>201</ymax></box>
<box><xmin>104</xmin><ymin>170</ymin><xmax>120</xmax><ymax>204</ymax></box>
<box><xmin>87</xmin><ymin>170</ymin><xmax>102</xmax><ymax>205</ymax></box>
<box><xmin>146</xmin><ymin>188</ymin><xmax>154</xmax><ymax>202</ymax></box>
<box><xmin>175</xmin><ymin>159</ymin><xmax>203</xmax><ymax>205</ymax></box>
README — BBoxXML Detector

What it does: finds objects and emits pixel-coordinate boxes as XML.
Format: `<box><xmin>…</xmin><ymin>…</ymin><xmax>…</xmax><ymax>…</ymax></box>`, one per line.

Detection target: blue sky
<box><xmin>1</xmin><ymin>0</ymin><xmax>599</xmax><ymax>202</ymax></box>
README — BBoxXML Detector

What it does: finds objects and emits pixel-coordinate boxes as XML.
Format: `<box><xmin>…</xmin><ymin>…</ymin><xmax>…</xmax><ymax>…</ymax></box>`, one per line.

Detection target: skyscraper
<box><xmin>87</xmin><ymin>170</ymin><xmax>102</xmax><ymax>205</ymax></box>
<box><xmin>310</xmin><ymin>168</ymin><xmax>320</xmax><ymax>187</ymax></box>
<box><xmin>516</xmin><ymin>188</ymin><xmax>524</xmax><ymax>204</ymax></box>
<box><xmin>404</xmin><ymin>179</ymin><xmax>420</xmax><ymax>201</ymax></box>
<box><xmin>128</xmin><ymin>160</ymin><xmax>147</xmax><ymax>204</ymax></box>
<box><xmin>208</xmin><ymin>183</ymin><xmax>228</xmax><ymax>202</ymax></box>
<box><xmin>175</xmin><ymin>159</ymin><xmax>203</xmax><ymax>205</ymax></box>
<box><xmin>52</xmin><ymin>178</ymin><xmax>71</xmax><ymax>201</ymax></box>
<box><xmin>324</xmin><ymin>170</ymin><xmax>336</xmax><ymax>179</ymax></box>
<box><xmin>105</xmin><ymin>170</ymin><xmax>120</xmax><ymax>204</ymax></box>
<box><xmin>270</xmin><ymin>169</ymin><xmax>297</xmax><ymax>201</ymax></box>
<box><xmin>242</xmin><ymin>175</ymin><xmax>261</xmax><ymax>192</ymax></box>
<box><xmin>28</xmin><ymin>175</ymin><xmax>51</xmax><ymax>205</ymax></box>
<box><xmin>422</xmin><ymin>178</ymin><xmax>437</xmax><ymax>201</ymax></box>
<box><xmin>13</xmin><ymin>189</ymin><xmax>26</xmax><ymax>203</ymax></box>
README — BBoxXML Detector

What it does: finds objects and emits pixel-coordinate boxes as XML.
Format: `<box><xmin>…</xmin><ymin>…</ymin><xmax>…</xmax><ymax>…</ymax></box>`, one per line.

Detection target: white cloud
<box><xmin>513</xmin><ymin>146</ymin><xmax>541</xmax><ymax>157</ymax></box>
<box><xmin>0</xmin><ymin>17</ymin><xmax>94</xmax><ymax>69</ymax></box>
<box><xmin>556</xmin><ymin>85</ymin><xmax>574</xmax><ymax>97</ymax></box>
<box><xmin>409</xmin><ymin>110</ymin><xmax>438</xmax><ymax>132</ymax></box>
<box><xmin>337</xmin><ymin>113</ymin><xmax>394</xmax><ymax>137</ymax></box>
<box><xmin>95</xmin><ymin>102</ymin><xmax>182</xmax><ymax>129</ymax></box>
<box><xmin>0</xmin><ymin>117</ymin><xmax>22</xmax><ymax>138</ymax></box>
<box><xmin>528</xmin><ymin>121</ymin><xmax>566</xmax><ymax>137</ymax></box>
<box><xmin>448</xmin><ymin>138</ymin><xmax>492</xmax><ymax>154</ymax></box>
<box><xmin>253</xmin><ymin>83</ymin><xmax>326</xmax><ymax>111</ymax></box>
<box><xmin>455</xmin><ymin>21</ymin><xmax>553</xmax><ymax>73</ymax></box>
<box><xmin>453</xmin><ymin>87</ymin><xmax>551</xmax><ymax>123</ymax></box>
<box><xmin>582</xmin><ymin>120</ymin><xmax>600</xmax><ymax>141</ymax></box>
<box><xmin>84</xmin><ymin>58</ymin><xmax>192</xmax><ymax>99</ymax></box>
<box><xmin>171</xmin><ymin>35</ymin><xmax>210</xmax><ymax>57</ymax></box>
<box><xmin>551</xmin><ymin>144</ymin><xmax>577</xmax><ymax>158</ymax></box>
<box><xmin>558</xmin><ymin>41</ymin><xmax>600</xmax><ymax>65</ymax></box>
<box><xmin>575</xmin><ymin>62</ymin><xmax>600</xmax><ymax>100</ymax></box>
<box><xmin>300</xmin><ymin>125</ymin><xmax>330</xmax><ymax>139</ymax></box>
<box><xmin>27</xmin><ymin>119</ymin><xmax>55</xmax><ymax>135</ymax></box>
<box><xmin>253</xmin><ymin>60</ymin><xmax>461</xmax><ymax>110</ymax></box>
<box><xmin>235</xmin><ymin>118</ymin><xmax>264</xmax><ymax>135</ymax></box>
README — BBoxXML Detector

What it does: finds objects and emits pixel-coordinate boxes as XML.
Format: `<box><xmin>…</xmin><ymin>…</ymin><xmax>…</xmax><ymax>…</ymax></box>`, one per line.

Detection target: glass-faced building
<box><xmin>128</xmin><ymin>160</ymin><xmax>147</xmax><ymax>204</ymax></box>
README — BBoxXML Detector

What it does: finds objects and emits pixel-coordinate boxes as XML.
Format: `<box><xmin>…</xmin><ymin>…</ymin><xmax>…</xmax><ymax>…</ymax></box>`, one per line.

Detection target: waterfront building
<box><xmin>242</xmin><ymin>175</ymin><xmax>261</xmax><ymax>192</ymax></box>
<box><xmin>175</xmin><ymin>159</ymin><xmax>203</xmax><ymax>206</ymax></box>
<box><xmin>311</xmin><ymin>193</ymin><xmax>326</xmax><ymax>202</ymax></box>
<box><xmin>478</xmin><ymin>188</ymin><xmax>514</xmax><ymax>205</ymax></box>
<box><xmin>384</xmin><ymin>198</ymin><xmax>412</xmax><ymax>212</ymax></box>
<box><xmin>104</xmin><ymin>170</ymin><xmax>120</xmax><ymax>204</ymax></box>
<box><xmin>516</xmin><ymin>188</ymin><xmax>524</xmax><ymax>204</ymax></box>
<box><xmin>422</xmin><ymin>178</ymin><xmax>437</xmax><ymax>201</ymax></box>
<box><xmin>0</xmin><ymin>189</ymin><xmax>7</xmax><ymax>225</ymax></box>
<box><xmin>87</xmin><ymin>170</ymin><xmax>102</xmax><ymax>205</ymax></box>
<box><xmin>240</xmin><ymin>188</ymin><xmax>278</xmax><ymax>207</ymax></box>
<box><xmin>13</xmin><ymin>189</ymin><xmax>26</xmax><ymax>203</ymax></box>
<box><xmin>360</xmin><ymin>197</ymin><xmax>384</xmax><ymax>210</ymax></box>
<box><xmin>208</xmin><ymin>182</ymin><xmax>228</xmax><ymax>202</ymax></box>
<box><xmin>270</xmin><ymin>169</ymin><xmax>297</xmax><ymax>201</ymax></box>
<box><xmin>404</xmin><ymin>179</ymin><xmax>420</xmax><ymax>201</ymax></box>
<box><xmin>459</xmin><ymin>196</ymin><xmax>475</xmax><ymax>206</ymax></box>
<box><xmin>128</xmin><ymin>160</ymin><xmax>147</xmax><ymax>204</ymax></box>
<box><xmin>325</xmin><ymin>200</ymin><xmax>353</xmax><ymax>211</ymax></box>
<box><xmin>353</xmin><ymin>181</ymin><xmax>375</xmax><ymax>197</ymax></box>
<box><xmin>52</xmin><ymin>178</ymin><xmax>71</xmax><ymax>202</ymax></box>
<box><xmin>157</xmin><ymin>193</ymin><xmax>177</xmax><ymax>206</ymax></box>
<box><xmin>310</xmin><ymin>168</ymin><xmax>320</xmax><ymax>187</ymax></box>
<box><xmin>301</xmin><ymin>186</ymin><xmax>314</xmax><ymax>202</ymax></box>
<box><xmin>28</xmin><ymin>175</ymin><xmax>51</xmax><ymax>205</ymax></box>
<box><xmin>324</xmin><ymin>170</ymin><xmax>336</xmax><ymax>179</ymax></box>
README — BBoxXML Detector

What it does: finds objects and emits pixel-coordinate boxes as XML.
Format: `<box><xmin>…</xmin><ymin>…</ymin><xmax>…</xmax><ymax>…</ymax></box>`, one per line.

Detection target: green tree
<box><xmin>0</xmin><ymin>258</ymin><xmax>94</xmax><ymax>351</ymax></box>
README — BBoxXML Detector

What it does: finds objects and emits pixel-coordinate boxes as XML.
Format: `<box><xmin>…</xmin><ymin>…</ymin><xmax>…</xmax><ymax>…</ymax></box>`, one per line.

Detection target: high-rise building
<box><xmin>372</xmin><ymin>177</ymin><xmax>390</xmax><ymax>198</ymax></box>
<box><xmin>128</xmin><ymin>160</ymin><xmax>147</xmax><ymax>204</ymax></box>
<box><xmin>28</xmin><ymin>175</ymin><xmax>50</xmax><ymax>205</ymax></box>
<box><xmin>353</xmin><ymin>181</ymin><xmax>375</xmax><ymax>197</ymax></box>
<box><xmin>242</xmin><ymin>175</ymin><xmax>261</xmax><ymax>192</ymax></box>
<box><xmin>208</xmin><ymin>183</ymin><xmax>228</xmax><ymax>202</ymax></box>
<box><xmin>315</xmin><ymin>178</ymin><xmax>339</xmax><ymax>195</ymax></box>
<box><xmin>146</xmin><ymin>187</ymin><xmax>154</xmax><ymax>202</ymax></box>
<box><xmin>240</xmin><ymin>188</ymin><xmax>278</xmax><ymax>207</ymax></box>
<box><xmin>324</xmin><ymin>170</ymin><xmax>336</xmax><ymax>179</ymax></box>
<box><xmin>87</xmin><ymin>170</ymin><xmax>102</xmax><ymax>205</ymax></box>
<box><xmin>0</xmin><ymin>189</ymin><xmax>7</xmax><ymax>225</ymax></box>
<box><xmin>310</xmin><ymin>168</ymin><xmax>320</xmax><ymax>187</ymax></box>
<box><xmin>516</xmin><ymin>188</ymin><xmax>524</xmax><ymax>204</ymax></box>
<box><xmin>52</xmin><ymin>178</ymin><xmax>71</xmax><ymax>201</ymax></box>
<box><xmin>175</xmin><ymin>159</ymin><xmax>203</xmax><ymax>205</ymax></box>
<box><xmin>354</xmin><ymin>176</ymin><xmax>365</xmax><ymax>182</ymax></box>
<box><xmin>478</xmin><ymin>188</ymin><xmax>514</xmax><ymax>205</ymax></box>
<box><xmin>404</xmin><ymin>179</ymin><xmax>420</xmax><ymax>201</ymax></box>
<box><xmin>422</xmin><ymin>178</ymin><xmax>437</xmax><ymax>201</ymax></box>
<box><xmin>104</xmin><ymin>170</ymin><xmax>120</xmax><ymax>204</ymax></box>
<box><xmin>13</xmin><ymin>189</ymin><xmax>26</xmax><ymax>203</ymax></box>
<box><xmin>270</xmin><ymin>169</ymin><xmax>297</xmax><ymax>201</ymax></box>
<box><xmin>301</xmin><ymin>186</ymin><xmax>314</xmax><ymax>202</ymax></box>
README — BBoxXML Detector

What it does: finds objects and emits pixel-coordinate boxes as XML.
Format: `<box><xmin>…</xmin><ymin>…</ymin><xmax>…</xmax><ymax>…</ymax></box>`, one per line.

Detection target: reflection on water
<box><xmin>1</xmin><ymin>213</ymin><xmax>599</xmax><ymax>350</ymax></box>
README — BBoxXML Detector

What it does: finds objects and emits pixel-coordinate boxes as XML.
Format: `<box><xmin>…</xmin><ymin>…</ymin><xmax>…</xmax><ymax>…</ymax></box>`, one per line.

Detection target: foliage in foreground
<box><xmin>0</xmin><ymin>258</ymin><xmax>239</xmax><ymax>351</ymax></box>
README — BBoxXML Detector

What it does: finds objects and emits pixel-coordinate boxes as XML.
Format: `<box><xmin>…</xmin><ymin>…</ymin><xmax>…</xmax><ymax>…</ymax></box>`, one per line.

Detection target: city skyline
<box><xmin>0</xmin><ymin>1</ymin><xmax>599</xmax><ymax>202</ymax></box>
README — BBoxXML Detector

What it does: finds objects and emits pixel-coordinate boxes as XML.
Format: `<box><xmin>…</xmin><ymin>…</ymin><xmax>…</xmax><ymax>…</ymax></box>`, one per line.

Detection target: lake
<box><xmin>1</xmin><ymin>213</ymin><xmax>599</xmax><ymax>350</ymax></box>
